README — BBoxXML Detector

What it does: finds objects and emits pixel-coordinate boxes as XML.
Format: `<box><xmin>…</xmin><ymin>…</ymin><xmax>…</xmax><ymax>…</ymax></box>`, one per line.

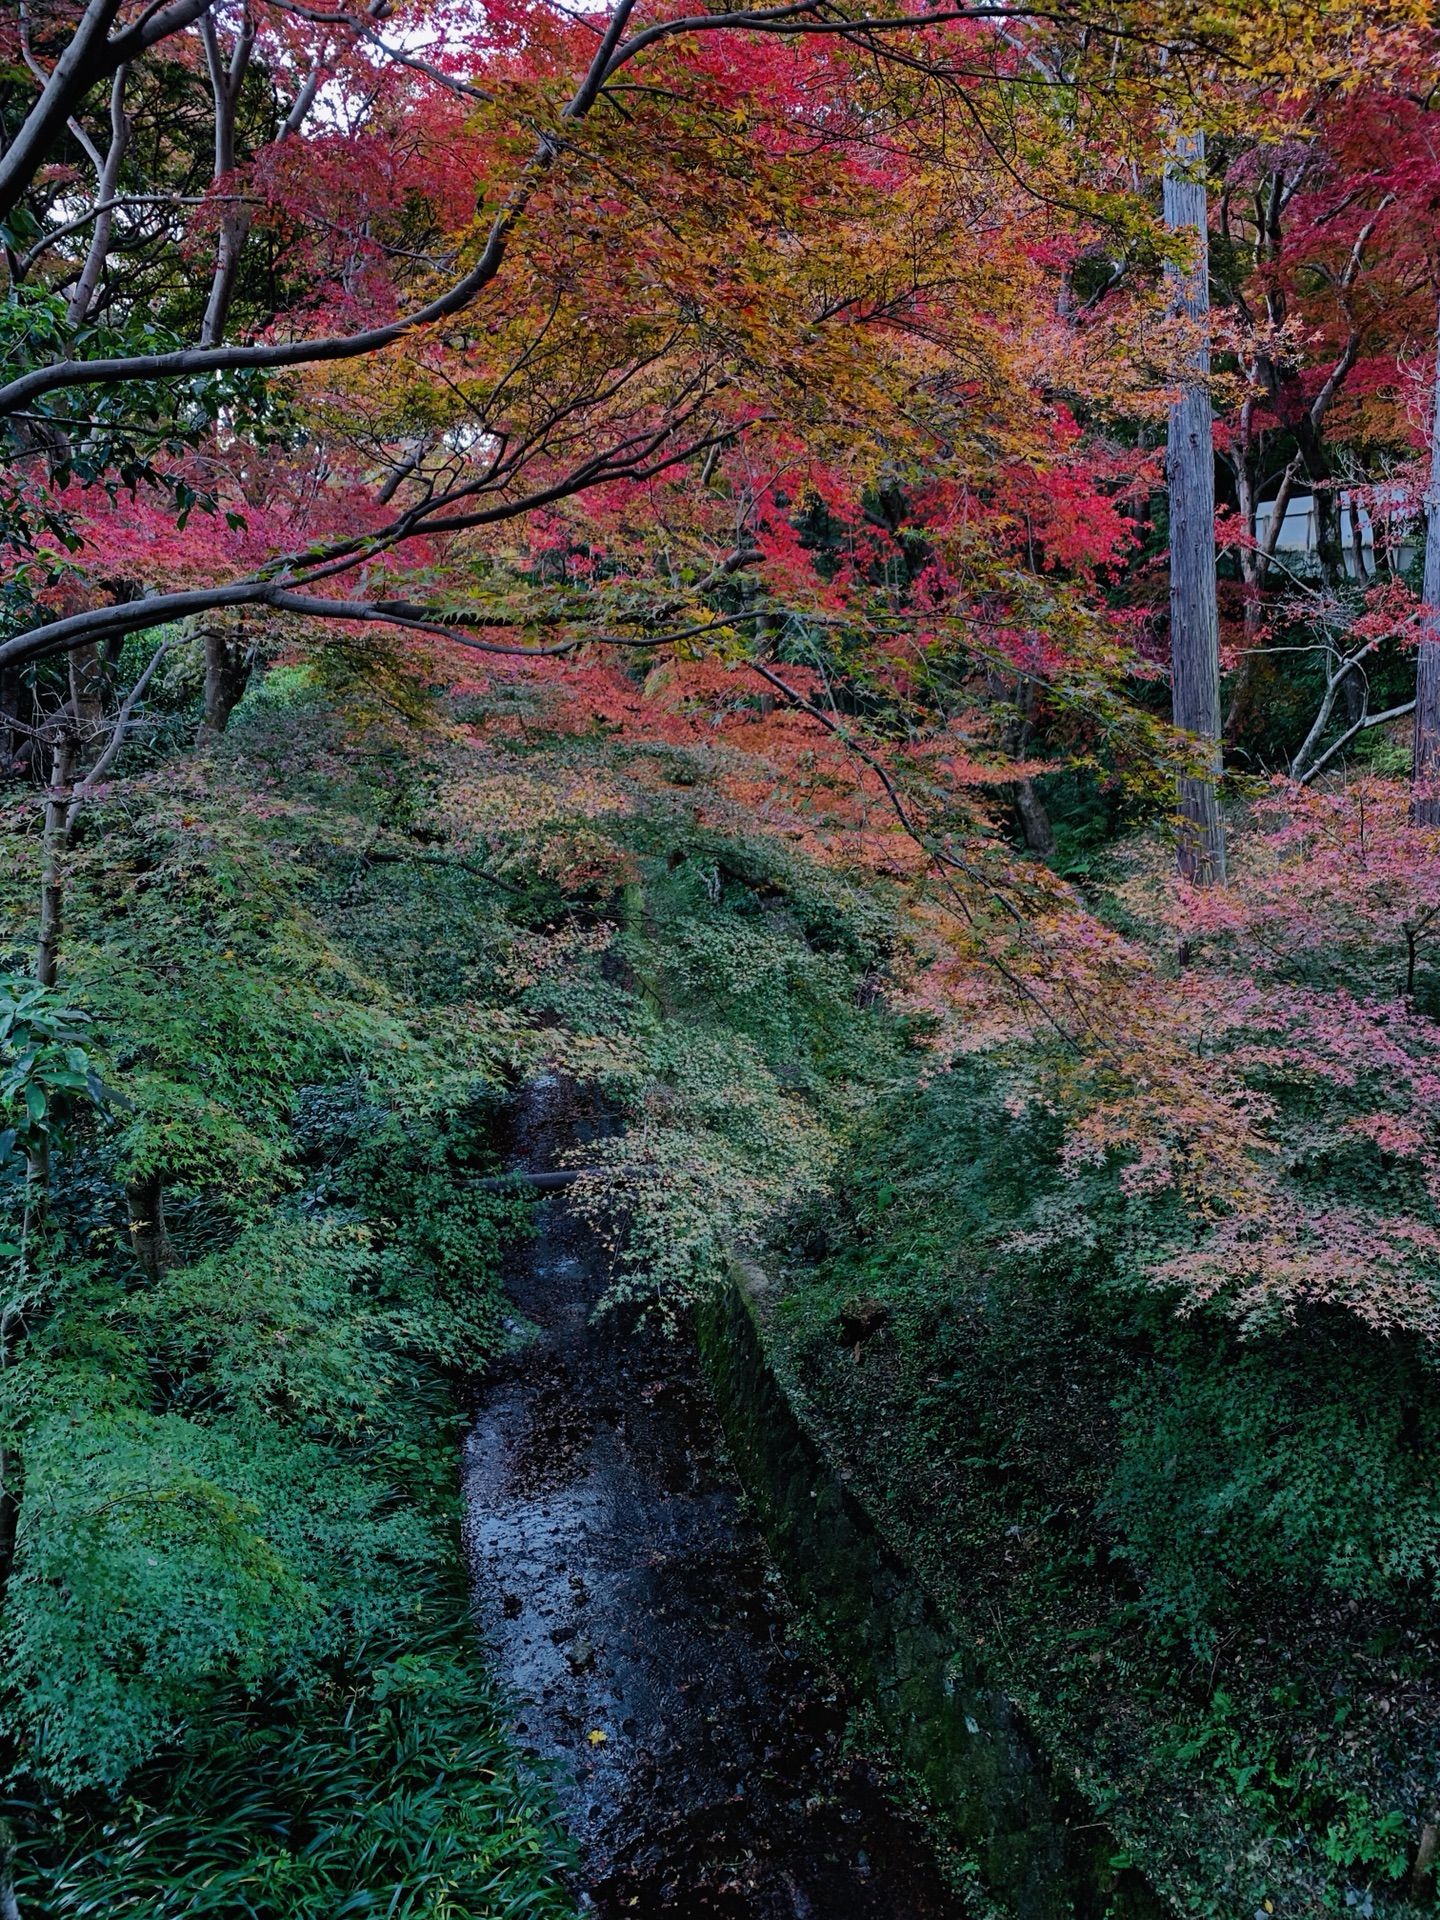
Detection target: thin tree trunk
<box><xmin>126</xmin><ymin>1173</ymin><xmax>174</xmax><ymax>1282</ymax></box>
<box><xmin>1299</xmin><ymin>451</ymin><xmax>1346</xmax><ymax>594</ymax></box>
<box><xmin>1412</xmin><ymin>1814</ymin><xmax>1440</xmax><ymax>1902</ymax></box>
<box><xmin>988</xmin><ymin>670</ymin><xmax>1057</xmax><ymax>856</ymax></box>
<box><xmin>36</xmin><ymin>734</ymin><xmax>74</xmax><ymax>991</ymax></box>
<box><xmin>1413</xmin><ymin>297</ymin><xmax>1440</xmax><ymax>827</ymax></box>
<box><xmin>198</xmin><ymin>8</ymin><xmax>256</xmax><ymax>349</ymax></box>
<box><xmin>1014</xmin><ymin>778</ymin><xmax>1057</xmax><ymax>857</ymax></box>
<box><xmin>1164</xmin><ymin>128</ymin><xmax>1225</xmax><ymax>882</ymax></box>
<box><xmin>0</xmin><ymin>1822</ymin><xmax>20</xmax><ymax>1920</ymax></box>
<box><xmin>68</xmin><ymin>640</ymin><xmax>108</xmax><ymax>768</ymax></box>
<box><xmin>1223</xmin><ymin>420</ymin><xmax>1267</xmax><ymax>743</ymax></box>
<box><xmin>0</xmin><ymin>667</ymin><xmax>20</xmax><ymax>775</ymax></box>
<box><xmin>64</xmin><ymin>65</ymin><xmax>129</xmax><ymax>327</ymax></box>
<box><xmin>26</xmin><ymin>732</ymin><xmax>75</xmax><ymax>1249</ymax></box>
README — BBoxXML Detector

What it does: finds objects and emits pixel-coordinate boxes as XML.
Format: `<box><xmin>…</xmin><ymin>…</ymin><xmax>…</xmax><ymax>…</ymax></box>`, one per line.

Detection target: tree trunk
<box><xmin>1413</xmin><ymin>298</ymin><xmax>1440</xmax><ymax>826</ymax></box>
<box><xmin>68</xmin><ymin>641</ymin><xmax>108</xmax><ymax>769</ymax></box>
<box><xmin>1224</xmin><ymin>509</ymin><xmax>1266</xmax><ymax>744</ymax></box>
<box><xmin>0</xmin><ymin>666</ymin><xmax>21</xmax><ymax>777</ymax></box>
<box><xmin>126</xmin><ymin>1173</ymin><xmax>174</xmax><ymax>1283</ymax></box>
<box><xmin>0</xmin><ymin>1838</ymin><xmax>22</xmax><ymax>1920</ymax></box>
<box><xmin>199</xmin><ymin>626</ymin><xmax>254</xmax><ymax>738</ymax></box>
<box><xmin>65</xmin><ymin>65</ymin><xmax>130</xmax><ymax>328</ymax></box>
<box><xmin>25</xmin><ymin>733</ymin><xmax>76</xmax><ymax>1247</ymax></box>
<box><xmin>989</xmin><ymin>670</ymin><xmax>1057</xmax><ymax>857</ymax></box>
<box><xmin>1014</xmin><ymin>778</ymin><xmax>1057</xmax><ymax>857</ymax></box>
<box><xmin>1339</xmin><ymin>646</ymin><xmax>1366</xmax><ymax>728</ymax></box>
<box><xmin>1164</xmin><ymin>129</ymin><xmax>1225</xmax><ymax>883</ymax></box>
<box><xmin>1223</xmin><ymin>428</ymin><xmax>1270</xmax><ymax>745</ymax></box>
<box><xmin>198</xmin><ymin>10</ymin><xmax>257</xmax><ymax>349</ymax></box>
<box><xmin>36</xmin><ymin>734</ymin><xmax>74</xmax><ymax>990</ymax></box>
<box><xmin>1411</xmin><ymin>1815</ymin><xmax>1440</xmax><ymax>1902</ymax></box>
<box><xmin>1298</xmin><ymin>445</ymin><xmax>1346</xmax><ymax>593</ymax></box>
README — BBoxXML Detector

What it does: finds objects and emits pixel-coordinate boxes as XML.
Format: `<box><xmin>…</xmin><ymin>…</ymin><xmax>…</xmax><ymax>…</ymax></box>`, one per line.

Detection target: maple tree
<box><xmin>0</xmin><ymin>0</ymin><xmax>1433</xmax><ymax>1286</ymax></box>
<box><xmin>1207</xmin><ymin>82</ymin><xmax>1440</xmax><ymax>767</ymax></box>
<box><xmin>0</xmin><ymin>0</ymin><xmax>1433</xmax><ymax>1318</ymax></box>
<box><xmin>0</xmin><ymin>0</ymin><xmax>1407</xmax><ymax>659</ymax></box>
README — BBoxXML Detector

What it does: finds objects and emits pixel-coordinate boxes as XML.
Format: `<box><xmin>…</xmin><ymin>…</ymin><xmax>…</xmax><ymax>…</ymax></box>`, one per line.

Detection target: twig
<box><xmin>1288</xmin><ymin>642</ymin><xmax>1375</xmax><ymax>779</ymax></box>
<box><xmin>744</xmin><ymin>659</ymin><xmax>1115</xmax><ymax>1058</ymax></box>
<box><xmin>476</xmin><ymin>1168</ymin><xmax>595</xmax><ymax>1191</ymax></box>
<box><xmin>358</xmin><ymin>845</ymin><xmax>527</xmax><ymax>894</ymax></box>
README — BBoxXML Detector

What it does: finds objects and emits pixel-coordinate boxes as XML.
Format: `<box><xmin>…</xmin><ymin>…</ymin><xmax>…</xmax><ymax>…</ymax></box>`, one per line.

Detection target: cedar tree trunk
<box><xmin>1414</xmin><ymin>299</ymin><xmax>1440</xmax><ymax>826</ymax></box>
<box><xmin>1164</xmin><ymin>129</ymin><xmax>1226</xmax><ymax>883</ymax></box>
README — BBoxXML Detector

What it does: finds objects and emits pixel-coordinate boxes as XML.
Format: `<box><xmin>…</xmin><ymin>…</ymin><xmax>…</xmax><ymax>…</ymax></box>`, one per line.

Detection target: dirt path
<box><xmin>462</xmin><ymin>1078</ymin><xmax>969</xmax><ymax>1918</ymax></box>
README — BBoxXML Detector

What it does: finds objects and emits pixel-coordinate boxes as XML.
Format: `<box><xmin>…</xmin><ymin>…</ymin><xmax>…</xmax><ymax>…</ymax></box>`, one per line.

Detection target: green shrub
<box><xmin>1105</xmin><ymin>1318</ymin><xmax>1440</xmax><ymax>1645</ymax></box>
<box><xmin>15</xmin><ymin>1590</ymin><xmax>574</xmax><ymax>1918</ymax></box>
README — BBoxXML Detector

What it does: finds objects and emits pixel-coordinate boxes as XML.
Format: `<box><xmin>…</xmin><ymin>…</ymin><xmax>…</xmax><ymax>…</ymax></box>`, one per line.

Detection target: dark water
<box><xmin>462</xmin><ymin>1077</ymin><xmax>968</xmax><ymax>1918</ymax></box>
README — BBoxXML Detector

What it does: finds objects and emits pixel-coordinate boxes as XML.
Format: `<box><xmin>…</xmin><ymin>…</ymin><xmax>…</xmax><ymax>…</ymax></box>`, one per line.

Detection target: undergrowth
<box><xmin>0</xmin><ymin>666</ymin><xmax>574</xmax><ymax>1915</ymax></box>
<box><xmin>0</xmin><ymin>658</ymin><xmax>912</xmax><ymax>1912</ymax></box>
<box><xmin>4</xmin><ymin>648</ymin><xmax>1436</xmax><ymax>1919</ymax></box>
<box><xmin>765</xmin><ymin>1054</ymin><xmax>1440</xmax><ymax>1917</ymax></box>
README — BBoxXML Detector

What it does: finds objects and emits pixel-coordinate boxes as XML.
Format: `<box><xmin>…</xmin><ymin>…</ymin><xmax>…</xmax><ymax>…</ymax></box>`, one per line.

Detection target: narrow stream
<box><xmin>462</xmin><ymin>1077</ymin><xmax>969</xmax><ymax>1918</ymax></box>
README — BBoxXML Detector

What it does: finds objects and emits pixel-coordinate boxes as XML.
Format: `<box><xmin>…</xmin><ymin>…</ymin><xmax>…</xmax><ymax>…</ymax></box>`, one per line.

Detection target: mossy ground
<box><xmin>760</xmin><ymin>1066</ymin><xmax>1440</xmax><ymax>1920</ymax></box>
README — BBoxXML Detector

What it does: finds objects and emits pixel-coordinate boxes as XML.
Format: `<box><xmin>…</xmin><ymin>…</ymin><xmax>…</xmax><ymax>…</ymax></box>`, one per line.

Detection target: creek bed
<box><xmin>462</xmin><ymin>1077</ymin><xmax>967</xmax><ymax>1917</ymax></box>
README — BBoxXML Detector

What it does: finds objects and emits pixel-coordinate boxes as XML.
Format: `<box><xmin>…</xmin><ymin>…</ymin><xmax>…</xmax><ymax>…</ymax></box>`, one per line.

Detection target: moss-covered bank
<box><xmin>699</xmin><ymin>1262</ymin><xmax>1168</xmax><ymax>1920</ymax></box>
<box><xmin>754</xmin><ymin>1059</ymin><xmax>1440</xmax><ymax>1920</ymax></box>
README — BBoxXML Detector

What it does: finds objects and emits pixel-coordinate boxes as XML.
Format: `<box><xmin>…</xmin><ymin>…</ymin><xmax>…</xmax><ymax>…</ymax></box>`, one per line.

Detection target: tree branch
<box><xmin>1295</xmin><ymin>697</ymin><xmax>1415</xmax><ymax>785</ymax></box>
<box><xmin>63</xmin><ymin>640</ymin><xmax>171</xmax><ymax>838</ymax></box>
<box><xmin>65</xmin><ymin>64</ymin><xmax>130</xmax><ymax>326</ymax></box>
<box><xmin>0</xmin><ymin>0</ymin><xmax>1175</xmax><ymax>419</ymax></box>
<box><xmin>1288</xmin><ymin>641</ymin><xmax>1374</xmax><ymax>778</ymax></box>
<box><xmin>0</xmin><ymin>0</ymin><xmax>212</xmax><ymax>220</ymax></box>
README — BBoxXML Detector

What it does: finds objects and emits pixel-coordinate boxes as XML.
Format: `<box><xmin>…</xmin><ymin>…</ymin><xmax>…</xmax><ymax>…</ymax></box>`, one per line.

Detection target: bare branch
<box><xmin>197</xmin><ymin>3</ymin><xmax>257</xmax><ymax>346</ymax></box>
<box><xmin>1289</xmin><ymin>641</ymin><xmax>1375</xmax><ymax>778</ymax></box>
<box><xmin>1296</xmin><ymin>698</ymin><xmax>1416</xmax><ymax>786</ymax></box>
<box><xmin>65</xmin><ymin>641</ymin><xmax>171</xmax><ymax>836</ymax></box>
<box><xmin>16</xmin><ymin>194</ymin><xmax>210</xmax><ymax>276</ymax></box>
<box><xmin>354</xmin><ymin>25</ymin><xmax>497</xmax><ymax>102</ymax></box>
<box><xmin>66</xmin><ymin>65</ymin><xmax>130</xmax><ymax>326</ymax></box>
<box><xmin>278</xmin><ymin>51</ymin><xmax>327</xmax><ymax>138</ymax></box>
<box><xmin>0</xmin><ymin>0</ymin><xmax>213</xmax><ymax>221</ymax></box>
<box><xmin>0</xmin><ymin>411</ymin><xmax>747</xmax><ymax>669</ymax></box>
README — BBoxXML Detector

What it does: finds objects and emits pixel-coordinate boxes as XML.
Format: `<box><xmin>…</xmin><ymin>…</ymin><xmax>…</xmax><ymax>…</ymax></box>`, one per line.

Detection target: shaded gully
<box><xmin>462</xmin><ymin>1076</ymin><xmax>968</xmax><ymax>1918</ymax></box>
